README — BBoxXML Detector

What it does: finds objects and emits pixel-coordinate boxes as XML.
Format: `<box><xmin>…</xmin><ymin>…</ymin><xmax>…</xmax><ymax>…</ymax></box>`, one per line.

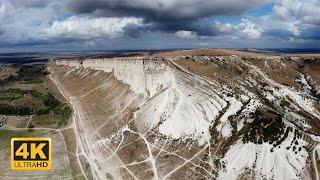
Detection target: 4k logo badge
<box><xmin>11</xmin><ymin>138</ymin><xmax>52</xmax><ymax>170</ymax></box>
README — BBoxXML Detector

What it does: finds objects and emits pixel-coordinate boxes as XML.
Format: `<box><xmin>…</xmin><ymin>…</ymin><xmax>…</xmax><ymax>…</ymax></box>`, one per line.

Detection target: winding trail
<box><xmin>25</xmin><ymin>115</ymin><xmax>33</xmax><ymax>128</ymax></box>
<box><xmin>44</xmin><ymin>58</ymin><xmax>320</xmax><ymax>179</ymax></box>
<box><xmin>313</xmin><ymin>144</ymin><xmax>320</xmax><ymax>180</ymax></box>
<box><xmin>48</xmin><ymin>64</ymin><xmax>90</xmax><ymax>180</ymax></box>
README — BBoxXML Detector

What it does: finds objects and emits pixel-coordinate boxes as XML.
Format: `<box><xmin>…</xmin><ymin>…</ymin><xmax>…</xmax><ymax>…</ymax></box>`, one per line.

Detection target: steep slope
<box><xmin>50</xmin><ymin>53</ymin><xmax>320</xmax><ymax>180</ymax></box>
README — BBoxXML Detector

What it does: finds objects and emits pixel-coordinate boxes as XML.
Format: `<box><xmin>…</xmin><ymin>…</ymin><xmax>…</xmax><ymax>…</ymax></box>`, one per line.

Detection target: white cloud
<box><xmin>213</xmin><ymin>22</ymin><xmax>234</xmax><ymax>34</ymax></box>
<box><xmin>175</xmin><ymin>30</ymin><xmax>197</xmax><ymax>39</ymax></box>
<box><xmin>43</xmin><ymin>16</ymin><xmax>143</xmax><ymax>40</ymax></box>
<box><xmin>238</xmin><ymin>19</ymin><xmax>262</xmax><ymax>39</ymax></box>
<box><xmin>0</xmin><ymin>0</ymin><xmax>143</xmax><ymax>46</ymax></box>
<box><xmin>287</xmin><ymin>21</ymin><xmax>301</xmax><ymax>36</ymax></box>
<box><xmin>0</xmin><ymin>0</ymin><xmax>318</xmax><ymax>50</ymax></box>
<box><xmin>0</xmin><ymin>1</ymin><xmax>13</xmax><ymax>22</ymax></box>
<box><xmin>212</xmin><ymin>19</ymin><xmax>262</xmax><ymax>39</ymax></box>
<box><xmin>271</xmin><ymin>0</ymin><xmax>320</xmax><ymax>36</ymax></box>
<box><xmin>0</xmin><ymin>0</ymin><xmax>63</xmax><ymax>44</ymax></box>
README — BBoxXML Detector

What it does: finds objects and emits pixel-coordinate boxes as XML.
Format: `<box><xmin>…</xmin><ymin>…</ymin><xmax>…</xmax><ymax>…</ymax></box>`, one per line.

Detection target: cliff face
<box><xmin>53</xmin><ymin>55</ymin><xmax>320</xmax><ymax>180</ymax></box>
<box><xmin>56</xmin><ymin>58</ymin><xmax>229</xmax><ymax>142</ymax></box>
<box><xmin>57</xmin><ymin>58</ymin><xmax>173</xmax><ymax>97</ymax></box>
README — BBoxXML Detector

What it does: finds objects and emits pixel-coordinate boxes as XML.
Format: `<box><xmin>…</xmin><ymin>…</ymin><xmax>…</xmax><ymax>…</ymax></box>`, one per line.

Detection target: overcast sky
<box><xmin>0</xmin><ymin>0</ymin><xmax>319</xmax><ymax>52</ymax></box>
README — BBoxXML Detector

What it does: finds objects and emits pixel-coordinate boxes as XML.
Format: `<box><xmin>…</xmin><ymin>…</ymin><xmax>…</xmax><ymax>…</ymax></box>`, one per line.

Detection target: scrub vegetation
<box><xmin>0</xmin><ymin>64</ymin><xmax>71</xmax><ymax>128</ymax></box>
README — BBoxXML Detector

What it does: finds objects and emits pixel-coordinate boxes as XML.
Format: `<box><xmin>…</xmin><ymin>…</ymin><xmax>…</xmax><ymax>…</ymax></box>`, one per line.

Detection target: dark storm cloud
<box><xmin>66</xmin><ymin>0</ymin><xmax>269</xmax><ymax>36</ymax></box>
<box><xmin>0</xmin><ymin>39</ymin><xmax>50</xmax><ymax>48</ymax></box>
<box><xmin>298</xmin><ymin>29</ymin><xmax>320</xmax><ymax>40</ymax></box>
<box><xmin>144</xmin><ymin>19</ymin><xmax>223</xmax><ymax>36</ymax></box>
<box><xmin>123</xmin><ymin>24</ymin><xmax>144</xmax><ymax>38</ymax></box>
<box><xmin>263</xmin><ymin>28</ymin><xmax>320</xmax><ymax>41</ymax></box>
<box><xmin>263</xmin><ymin>29</ymin><xmax>294</xmax><ymax>40</ymax></box>
<box><xmin>122</xmin><ymin>18</ymin><xmax>226</xmax><ymax>39</ymax></box>
<box><xmin>0</xmin><ymin>36</ymin><xmax>86</xmax><ymax>49</ymax></box>
<box><xmin>68</xmin><ymin>0</ymin><xmax>268</xmax><ymax>20</ymax></box>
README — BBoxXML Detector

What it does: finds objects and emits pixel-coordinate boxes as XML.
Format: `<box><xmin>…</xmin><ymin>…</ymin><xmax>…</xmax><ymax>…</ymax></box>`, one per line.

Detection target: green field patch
<box><xmin>0</xmin><ymin>64</ymin><xmax>72</xmax><ymax>128</ymax></box>
<box><xmin>0</xmin><ymin>130</ymin><xmax>34</xmax><ymax>150</ymax></box>
<box><xmin>0</xmin><ymin>65</ymin><xmax>49</xmax><ymax>86</ymax></box>
<box><xmin>0</xmin><ymin>88</ymin><xmax>71</xmax><ymax>127</ymax></box>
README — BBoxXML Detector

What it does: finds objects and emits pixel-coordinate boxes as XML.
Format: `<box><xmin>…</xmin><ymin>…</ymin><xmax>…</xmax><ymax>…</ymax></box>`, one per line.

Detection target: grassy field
<box><xmin>61</xmin><ymin>129</ymin><xmax>86</xmax><ymax>180</ymax></box>
<box><xmin>0</xmin><ymin>64</ymin><xmax>72</xmax><ymax>129</ymax></box>
<box><xmin>0</xmin><ymin>129</ymin><xmax>73</xmax><ymax>179</ymax></box>
<box><xmin>0</xmin><ymin>64</ymin><xmax>74</xmax><ymax>179</ymax></box>
<box><xmin>0</xmin><ymin>65</ymin><xmax>18</xmax><ymax>80</ymax></box>
<box><xmin>0</xmin><ymin>129</ymin><xmax>33</xmax><ymax>150</ymax></box>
